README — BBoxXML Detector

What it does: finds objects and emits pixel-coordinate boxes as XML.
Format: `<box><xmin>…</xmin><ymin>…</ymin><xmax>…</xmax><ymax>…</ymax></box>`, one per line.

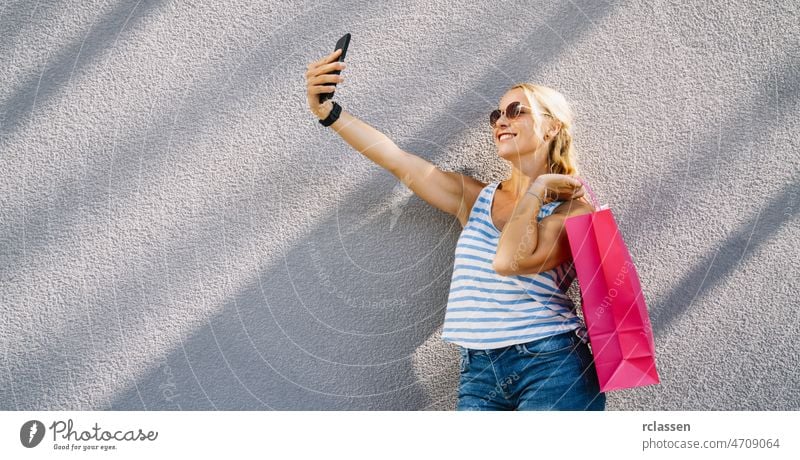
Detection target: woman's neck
<box><xmin>499</xmin><ymin>149</ymin><xmax>550</xmax><ymax>199</ymax></box>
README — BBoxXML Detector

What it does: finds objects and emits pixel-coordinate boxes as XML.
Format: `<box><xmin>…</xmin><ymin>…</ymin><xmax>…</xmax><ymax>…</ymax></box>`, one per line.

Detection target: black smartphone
<box><xmin>318</xmin><ymin>33</ymin><xmax>351</xmax><ymax>104</ymax></box>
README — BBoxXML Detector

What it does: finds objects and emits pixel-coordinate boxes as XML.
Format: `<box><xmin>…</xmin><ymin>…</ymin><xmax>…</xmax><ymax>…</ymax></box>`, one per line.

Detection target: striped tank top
<box><xmin>442</xmin><ymin>181</ymin><xmax>586</xmax><ymax>350</ymax></box>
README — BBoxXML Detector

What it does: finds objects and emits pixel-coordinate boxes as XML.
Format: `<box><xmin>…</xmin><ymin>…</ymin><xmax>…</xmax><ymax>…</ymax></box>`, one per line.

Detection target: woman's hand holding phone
<box><xmin>305</xmin><ymin>48</ymin><xmax>346</xmax><ymax>120</ymax></box>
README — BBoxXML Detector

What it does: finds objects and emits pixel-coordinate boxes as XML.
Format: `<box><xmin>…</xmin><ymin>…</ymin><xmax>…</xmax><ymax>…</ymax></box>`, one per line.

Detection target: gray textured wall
<box><xmin>1</xmin><ymin>0</ymin><xmax>798</xmax><ymax>410</ymax></box>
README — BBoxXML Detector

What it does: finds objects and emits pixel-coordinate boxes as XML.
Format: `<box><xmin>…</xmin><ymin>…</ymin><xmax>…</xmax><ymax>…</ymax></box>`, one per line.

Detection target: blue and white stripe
<box><xmin>442</xmin><ymin>181</ymin><xmax>584</xmax><ymax>349</ymax></box>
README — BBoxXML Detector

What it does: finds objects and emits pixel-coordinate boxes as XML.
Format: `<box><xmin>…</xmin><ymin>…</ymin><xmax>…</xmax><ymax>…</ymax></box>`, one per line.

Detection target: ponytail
<box><xmin>548</xmin><ymin>127</ymin><xmax>576</xmax><ymax>175</ymax></box>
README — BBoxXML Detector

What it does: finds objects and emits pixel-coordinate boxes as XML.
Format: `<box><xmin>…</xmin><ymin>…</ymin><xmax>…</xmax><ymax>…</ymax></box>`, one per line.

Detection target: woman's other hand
<box><xmin>529</xmin><ymin>174</ymin><xmax>585</xmax><ymax>203</ymax></box>
<box><xmin>305</xmin><ymin>48</ymin><xmax>346</xmax><ymax>120</ymax></box>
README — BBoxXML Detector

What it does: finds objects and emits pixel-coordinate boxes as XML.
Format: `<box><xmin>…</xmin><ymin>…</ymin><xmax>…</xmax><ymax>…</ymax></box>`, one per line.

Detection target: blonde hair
<box><xmin>510</xmin><ymin>83</ymin><xmax>579</xmax><ymax>176</ymax></box>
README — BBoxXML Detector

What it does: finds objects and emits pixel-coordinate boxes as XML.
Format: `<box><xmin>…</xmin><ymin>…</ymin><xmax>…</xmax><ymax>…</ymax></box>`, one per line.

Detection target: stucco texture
<box><xmin>1</xmin><ymin>0</ymin><xmax>798</xmax><ymax>410</ymax></box>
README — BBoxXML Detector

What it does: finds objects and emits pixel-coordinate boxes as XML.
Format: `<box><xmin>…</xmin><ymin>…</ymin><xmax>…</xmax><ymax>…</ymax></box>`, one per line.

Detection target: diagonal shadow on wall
<box><xmin>104</xmin><ymin>1</ymin><xmax>617</xmax><ymax>410</ymax></box>
<box><xmin>2</xmin><ymin>0</ymin><xmax>625</xmax><ymax>410</ymax></box>
<box><xmin>621</xmin><ymin>54</ymin><xmax>800</xmax><ymax>335</ymax></box>
<box><xmin>0</xmin><ymin>1</ymin><xmax>339</xmax><ymax>290</ymax></box>
<box><xmin>0</xmin><ymin>0</ymin><xmax>165</xmax><ymax>136</ymax></box>
<box><xmin>650</xmin><ymin>179</ymin><xmax>799</xmax><ymax>330</ymax></box>
<box><xmin>1</xmin><ymin>0</ymin><xmax>382</xmax><ymax>410</ymax></box>
<box><xmin>7</xmin><ymin>0</ymin><xmax>794</xmax><ymax>410</ymax></box>
<box><xmin>0</xmin><ymin>0</ymin><xmax>64</xmax><ymax>58</ymax></box>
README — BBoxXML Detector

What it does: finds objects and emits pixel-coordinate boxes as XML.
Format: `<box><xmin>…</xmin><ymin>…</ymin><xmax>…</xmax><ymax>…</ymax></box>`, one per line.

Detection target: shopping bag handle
<box><xmin>575</xmin><ymin>176</ymin><xmax>608</xmax><ymax>211</ymax></box>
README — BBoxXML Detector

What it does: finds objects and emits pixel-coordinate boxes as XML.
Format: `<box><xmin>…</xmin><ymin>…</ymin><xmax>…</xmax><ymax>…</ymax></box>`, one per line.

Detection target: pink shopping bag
<box><xmin>564</xmin><ymin>177</ymin><xmax>660</xmax><ymax>392</ymax></box>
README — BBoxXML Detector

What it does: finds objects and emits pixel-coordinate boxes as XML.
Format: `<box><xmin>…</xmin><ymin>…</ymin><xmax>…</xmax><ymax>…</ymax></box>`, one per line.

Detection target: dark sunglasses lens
<box><xmin>507</xmin><ymin>101</ymin><xmax>522</xmax><ymax>119</ymax></box>
<box><xmin>489</xmin><ymin>109</ymin><xmax>500</xmax><ymax>127</ymax></box>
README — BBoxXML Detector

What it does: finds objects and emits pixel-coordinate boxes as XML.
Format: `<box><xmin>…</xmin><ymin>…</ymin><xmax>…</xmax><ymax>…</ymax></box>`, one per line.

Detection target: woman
<box><xmin>305</xmin><ymin>49</ymin><xmax>605</xmax><ymax>410</ymax></box>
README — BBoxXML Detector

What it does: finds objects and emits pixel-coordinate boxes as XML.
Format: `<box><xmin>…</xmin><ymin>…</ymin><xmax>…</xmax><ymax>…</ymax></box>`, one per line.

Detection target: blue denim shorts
<box><xmin>456</xmin><ymin>329</ymin><xmax>606</xmax><ymax>410</ymax></box>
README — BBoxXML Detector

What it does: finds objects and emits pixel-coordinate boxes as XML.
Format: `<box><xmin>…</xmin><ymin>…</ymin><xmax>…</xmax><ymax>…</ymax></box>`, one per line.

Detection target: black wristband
<box><xmin>318</xmin><ymin>101</ymin><xmax>342</xmax><ymax>127</ymax></box>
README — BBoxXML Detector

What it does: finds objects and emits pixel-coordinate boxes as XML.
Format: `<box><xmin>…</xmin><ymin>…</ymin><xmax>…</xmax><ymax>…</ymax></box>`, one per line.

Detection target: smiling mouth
<box><xmin>498</xmin><ymin>133</ymin><xmax>517</xmax><ymax>141</ymax></box>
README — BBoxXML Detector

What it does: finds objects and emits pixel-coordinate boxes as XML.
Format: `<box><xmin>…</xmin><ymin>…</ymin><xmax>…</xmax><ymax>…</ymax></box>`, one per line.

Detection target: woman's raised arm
<box><xmin>305</xmin><ymin>49</ymin><xmax>483</xmax><ymax>226</ymax></box>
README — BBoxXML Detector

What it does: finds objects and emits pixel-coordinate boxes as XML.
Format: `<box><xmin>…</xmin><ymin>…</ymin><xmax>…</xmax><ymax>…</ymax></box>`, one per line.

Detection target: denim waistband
<box><xmin>463</xmin><ymin>328</ymin><xmax>585</xmax><ymax>357</ymax></box>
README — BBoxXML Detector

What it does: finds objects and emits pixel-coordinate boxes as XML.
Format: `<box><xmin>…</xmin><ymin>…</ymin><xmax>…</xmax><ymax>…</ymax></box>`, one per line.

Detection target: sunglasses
<box><xmin>489</xmin><ymin>101</ymin><xmax>551</xmax><ymax>128</ymax></box>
